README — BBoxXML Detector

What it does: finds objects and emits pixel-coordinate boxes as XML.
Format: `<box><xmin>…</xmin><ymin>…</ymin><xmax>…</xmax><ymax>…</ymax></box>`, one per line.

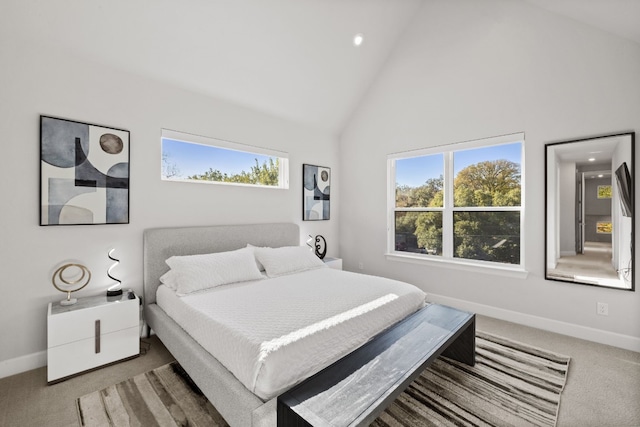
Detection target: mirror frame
<box><xmin>545</xmin><ymin>132</ymin><xmax>635</xmax><ymax>291</ymax></box>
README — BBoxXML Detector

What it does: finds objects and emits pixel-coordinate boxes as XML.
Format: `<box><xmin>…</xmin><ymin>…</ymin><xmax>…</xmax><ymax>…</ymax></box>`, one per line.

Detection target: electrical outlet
<box><xmin>597</xmin><ymin>302</ymin><xmax>609</xmax><ymax>316</ymax></box>
<box><xmin>358</xmin><ymin>262</ymin><xmax>364</xmax><ymax>270</ymax></box>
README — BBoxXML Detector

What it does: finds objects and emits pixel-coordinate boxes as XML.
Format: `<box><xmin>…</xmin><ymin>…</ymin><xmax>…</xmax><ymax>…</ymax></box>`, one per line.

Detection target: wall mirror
<box><xmin>545</xmin><ymin>132</ymin><xmax>634</xmax><ymax>290</ymax></box>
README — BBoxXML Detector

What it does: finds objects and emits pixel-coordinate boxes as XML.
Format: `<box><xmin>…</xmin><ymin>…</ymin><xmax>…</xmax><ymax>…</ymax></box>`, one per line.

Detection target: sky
<box><xmin>395</xmin><ymin>142</ymin><xmax>522</xmax><ymax>187</ymax></box>
<box><xmin>162</xmin><ymin>138</ymin><xmax>273</xmax><ymax>178</ymax></box>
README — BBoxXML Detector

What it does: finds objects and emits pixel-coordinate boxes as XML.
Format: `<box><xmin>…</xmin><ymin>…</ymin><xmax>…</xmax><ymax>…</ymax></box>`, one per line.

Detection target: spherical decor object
<box><xmin>52</xmin><ymin>263</ymin><xmax>91</xmax><ymax>305</ymax></box>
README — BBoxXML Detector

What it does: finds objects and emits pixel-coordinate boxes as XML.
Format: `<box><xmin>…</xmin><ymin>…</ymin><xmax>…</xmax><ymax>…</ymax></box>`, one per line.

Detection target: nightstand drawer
<box><xmin>47</xmin><ymin>326</ymin><xmax>139</xmax><ymax>382</ymax></box>
<box><xmin>48</xmin><ymin>299</ymin><xmax>138</xmax><ymax>347</ymax></box>
<box><xmin>47</xmin><ymin>293</ymin><xmax>140</xmax><ymax>383</ymax></box>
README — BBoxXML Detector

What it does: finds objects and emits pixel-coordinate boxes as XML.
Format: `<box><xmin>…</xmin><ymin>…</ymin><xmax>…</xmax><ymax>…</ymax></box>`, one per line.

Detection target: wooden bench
<box><xmin>277</xmin><ymin>303</ymin><xmax>475</xmax><ymax>427</ymax></box>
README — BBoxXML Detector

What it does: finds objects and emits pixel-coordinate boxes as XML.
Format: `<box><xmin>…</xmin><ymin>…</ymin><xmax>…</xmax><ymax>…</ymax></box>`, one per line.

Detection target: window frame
<box><xmin>161</xmin><ymin>128</ymin><xmax>289</xmax><ymax>189</ymax></box>
<box><xmin>387</xmin><ymin>133</ymin><xmax>527</xmax><ymax>277</ymax></box>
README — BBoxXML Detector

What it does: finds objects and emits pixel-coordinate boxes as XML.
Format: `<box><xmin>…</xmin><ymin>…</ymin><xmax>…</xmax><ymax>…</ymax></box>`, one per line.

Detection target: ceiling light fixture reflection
<box><xmin>353</xmin><ymin>33</ymin><xmax>364</xmax><ymax>47</ymax></box>
<box><xmin>588</xmin><ymin>157</ymin><xmax>596</xmax><ymax>162</ymax></box>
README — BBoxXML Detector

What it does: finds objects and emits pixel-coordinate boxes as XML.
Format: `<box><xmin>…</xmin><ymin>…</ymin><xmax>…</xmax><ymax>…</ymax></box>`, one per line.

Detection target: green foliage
<box><xmin>396</xmin><ymin>176</ymin><xmax>443</xmax><ymax>208</ymax></box>
<box><xmin>395</xmin><ymin>212</ymin><xmax>420</xmax><ymax>233</ymax></box>
<box><xmin>454</xmin><ymin>160</ymin><xmax>520</xmax><ymax>207</ymax></box>
<box><xmin>395</xmin><ymin>159</ymin><xmax>521</xmax><ymax>264</ymax></box>
<box><xmin>188</xmin><ymin>158</ymin><xmax>280</xmax><ymax>186</ymax></box>
<box><xmin>453</xmin><ymin>212</ymin><xmax>520</xmax><ymax>264</ymax></box>
<box><xmin>415</xmin><ymin>212</ymin><xmax>442</xmax><ymax>254</ymax></box>
<box><xmin>395</xmin><ymin>176</ymin><xmax>444</xmax><ymax>254</ymax></box>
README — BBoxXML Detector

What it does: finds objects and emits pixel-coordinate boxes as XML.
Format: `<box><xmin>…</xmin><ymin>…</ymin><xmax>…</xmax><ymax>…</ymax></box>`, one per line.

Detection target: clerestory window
<box><xmin>161</xmin><ymin>129</ymin><xmax>289</xmax><ymax>189</ymax></box>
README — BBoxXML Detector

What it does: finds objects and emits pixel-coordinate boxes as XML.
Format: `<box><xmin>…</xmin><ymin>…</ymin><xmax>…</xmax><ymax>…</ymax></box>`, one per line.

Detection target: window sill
<box><xmin>161</xmin><ymin>177</ymin><xmax>288</xmax><ymax>189</ymax></box>
<box><xmin>385</xmin><ymin>252</ymin><xmax>529</xmax><ymax>279</ymax></box>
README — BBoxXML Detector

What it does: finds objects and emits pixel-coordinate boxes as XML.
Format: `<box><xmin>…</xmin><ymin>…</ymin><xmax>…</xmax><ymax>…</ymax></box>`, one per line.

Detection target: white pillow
<box><xmin>254</xmin><ymin>246</ymin><xmax>327</xmax><ymax>278</ymax></box>
<box><xmin>246</xmin><ymin>244</ymin><xmax>267</xmax><ymax>271</ymax></box>
<box><xmin>166</xmin><ymin>247</ymin><xmax>264</xmax><ymax>296</ymax></box>
<box><xmin>159</xmin><ymin>270</ymin><xmax>178</xmax><ymax>291</ymax></box>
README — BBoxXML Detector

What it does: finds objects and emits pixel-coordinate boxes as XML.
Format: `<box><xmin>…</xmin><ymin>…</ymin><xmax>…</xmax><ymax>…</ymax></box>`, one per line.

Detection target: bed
<box><xmin>143</xmin><ymin>223</ymin><xmax>471</xmax><ymax>427</ymax></box>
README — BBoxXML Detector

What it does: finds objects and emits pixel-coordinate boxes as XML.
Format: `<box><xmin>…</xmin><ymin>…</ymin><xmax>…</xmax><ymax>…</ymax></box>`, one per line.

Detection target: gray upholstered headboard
<box><xmin>143</xmin><ymin>223</ymin><xmax>299</xmax><ymax>306</ymax></box>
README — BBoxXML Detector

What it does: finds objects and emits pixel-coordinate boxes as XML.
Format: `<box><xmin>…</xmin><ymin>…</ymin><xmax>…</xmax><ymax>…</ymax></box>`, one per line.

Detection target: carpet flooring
<box><xmin>77</xmin><ymin>331</ymin><xmax>570</xmax><ymax>427</ymax></box>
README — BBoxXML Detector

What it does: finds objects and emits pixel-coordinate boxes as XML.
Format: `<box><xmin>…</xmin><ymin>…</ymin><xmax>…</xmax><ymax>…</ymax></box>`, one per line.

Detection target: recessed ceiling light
<box><xmin>598</xmin><ymin>174</ymin><xmax>603</xmax><ymax>178</ymax></box>
<box><xmin>588</xmin><ymin>157</ymin><xmax>596</xmax><ymax>162</ymax></box>
<box><xmin>353</xmin><ymin>33</ymin><xmax>364</xmax><ymax>47</ymax></box>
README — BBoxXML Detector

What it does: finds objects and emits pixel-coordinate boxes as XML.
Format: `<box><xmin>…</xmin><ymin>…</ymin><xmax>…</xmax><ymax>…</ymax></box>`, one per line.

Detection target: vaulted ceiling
<box><xmin>523</xmin><ymin>0</ymin><xmax>640</xmax><ymax>47</ymax></box>
<box><xmin>6</xmin><ymin>0</ymin><xmax>639</xmax><ymax>135</ymax></box>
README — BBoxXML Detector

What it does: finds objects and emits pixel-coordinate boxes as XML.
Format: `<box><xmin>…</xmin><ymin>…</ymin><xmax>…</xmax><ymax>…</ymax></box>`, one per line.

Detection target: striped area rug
<box><xmin>374</xmin><ymin>331</ymin><xmax>570</xmax><ymax>427</ymax></box>
<box><xmin>77</xmin><ymin>331</ymin><xmax>570</xmax><ymax>427</ymax></box>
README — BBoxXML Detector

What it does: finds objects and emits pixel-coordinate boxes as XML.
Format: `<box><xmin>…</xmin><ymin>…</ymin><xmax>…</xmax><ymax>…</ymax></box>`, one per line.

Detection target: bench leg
<box><xmin>441</xmin><ymin>316</ymin><xmax>475</xmax><ymax>366</ymax></box>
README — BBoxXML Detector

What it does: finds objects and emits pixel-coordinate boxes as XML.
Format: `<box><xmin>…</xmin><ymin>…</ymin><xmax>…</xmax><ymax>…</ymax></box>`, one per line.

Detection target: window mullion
<box><xmin>442</xmin><ymin>151</ymin><xmax>454</xmax><ymax>258</ymax></box>
<box><xmin>388</xmin><ymin>159</ymin><xmax>396</xmax><ymax>253</ymax></box>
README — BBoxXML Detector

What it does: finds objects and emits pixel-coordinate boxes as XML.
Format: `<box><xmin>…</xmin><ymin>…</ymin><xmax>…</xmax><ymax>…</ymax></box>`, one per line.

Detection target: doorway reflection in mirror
<box><xmin>545</xmin><ymin>132</ymin><xmax>634</xmax><ymax>290</ymax></box>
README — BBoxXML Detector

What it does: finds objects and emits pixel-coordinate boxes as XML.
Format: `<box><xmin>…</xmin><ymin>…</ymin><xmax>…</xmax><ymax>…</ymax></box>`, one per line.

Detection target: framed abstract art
<box><xmin>40</xmin><ymin>116</ymin><xmax>130</xmax><ymax>225</ymax></box>
<box><xmin>303</xmin><ymin>163</ymin><xmax>330</xmax><ymax>221</ymax></box>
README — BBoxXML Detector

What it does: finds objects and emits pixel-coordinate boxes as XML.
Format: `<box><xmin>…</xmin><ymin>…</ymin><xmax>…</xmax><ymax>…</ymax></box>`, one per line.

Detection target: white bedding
<box><xmin>156</xmin><ymin>268</ymin><xmax>426</xmax><ymax>400</ymax></box>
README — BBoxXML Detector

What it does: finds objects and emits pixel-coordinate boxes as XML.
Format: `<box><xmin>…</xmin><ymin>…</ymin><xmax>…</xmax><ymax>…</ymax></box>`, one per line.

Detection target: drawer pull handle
<box><xmin>95</xmin><ymin>320</ymin><xmax>101</xmax><ymax>354</ymax></box>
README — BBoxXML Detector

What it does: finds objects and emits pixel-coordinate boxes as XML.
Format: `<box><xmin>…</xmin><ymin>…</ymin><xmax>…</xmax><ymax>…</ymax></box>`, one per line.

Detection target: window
<box><xmin>388</xmin><ymin>133</ymin><xmax>524</xmax><ymax>269</ymax></box>
<box><xmin>161</xmin><ymin>129</ymin><xmax>289</xmax><ymax>189</ymax></box>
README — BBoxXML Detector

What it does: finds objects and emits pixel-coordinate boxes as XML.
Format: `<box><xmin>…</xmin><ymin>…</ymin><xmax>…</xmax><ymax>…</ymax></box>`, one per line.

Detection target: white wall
<box><xmin>340</xmin><ymin>0</ymin><xmax>640</xmax><ymax>349</ymax></box>
<box><xmin>0</xmin><ymin>38</ymin><xmax>340</xmax><ymax>375</ymax></box>
<box><xmin>546</xmin><ymin>154</ymin><xmax>559</xmax><ymax>269</ymax></box>
<box><xmin>558</xmin><ymin>162</ymin><xmax>577</xmax><ymax>255</ymax></box>
<box><xmin>612</xmin><ymin>139</ymin><xmax>633</xmax><ymax>282</ymax></box>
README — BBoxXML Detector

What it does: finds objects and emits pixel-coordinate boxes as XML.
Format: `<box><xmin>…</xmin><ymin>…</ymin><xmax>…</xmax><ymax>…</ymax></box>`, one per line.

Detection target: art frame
<box><xmin>596</xmin><ymin>221</ymin><xmax>612</xmax><ymax>234</ymax></box>
<box><xmin>303</xmin><ymin>163</ymin><xmax>330</xmax><ymax>221</ymax></box>
<box><xmin>597</xmin><ymin>185</ymin><xmax>612</xmax><ymax>199</ymax></box>
<box><xmin>40</xmin><ymin>116</ymin><xmax>130</xmax><ymax>226</ymax></box>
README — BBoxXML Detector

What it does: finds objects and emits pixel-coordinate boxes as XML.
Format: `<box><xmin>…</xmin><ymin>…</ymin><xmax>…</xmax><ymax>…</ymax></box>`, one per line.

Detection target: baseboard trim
<box><xmin>427</xmin><ymin>293</ymin><xmax>640</xmax><ymax>353</ymax></box>
<box><xmin>0</xmin><ymin>350</ymin><xmax>47</xmax><ymax>380</ymax></box>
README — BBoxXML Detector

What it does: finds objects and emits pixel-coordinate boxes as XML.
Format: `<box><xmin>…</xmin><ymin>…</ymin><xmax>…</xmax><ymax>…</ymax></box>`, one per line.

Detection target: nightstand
<box><xmin>47</xmin><ymin>292</ymin><xmax>140</xmax><ymax>383</ymax></box>
<box><xmin>324</xmin><ymin>257</ymin><xmax>343</xmax><ymax>270</ymax></box>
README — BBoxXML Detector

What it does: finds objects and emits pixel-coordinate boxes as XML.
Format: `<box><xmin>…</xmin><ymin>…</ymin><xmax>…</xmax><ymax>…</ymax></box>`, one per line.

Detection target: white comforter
<box><xmin>156</xmin><ymin>267</ymin><xmax>426</xmax><ymax>400</ymax></box>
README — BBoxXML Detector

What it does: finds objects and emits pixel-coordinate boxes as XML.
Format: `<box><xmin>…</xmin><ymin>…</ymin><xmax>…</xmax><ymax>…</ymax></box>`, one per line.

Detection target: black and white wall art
<box><xmin>303</xmin><ymin>163</ymin><xmax>330</xmax><ymax>221</ymax></box>
<box><xmin>40</xmin><ymin>116</ymin><xmax>130</xmax><ymax>225</ymax></box>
